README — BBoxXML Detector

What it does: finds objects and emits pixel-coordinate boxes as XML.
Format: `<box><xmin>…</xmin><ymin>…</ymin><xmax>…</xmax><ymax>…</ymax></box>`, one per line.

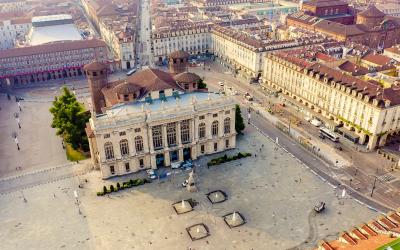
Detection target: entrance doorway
<box><xmin>170</xmin><ymin>150</ymin><xmax>179</xmax><ymax>162</ymax></box>
<box><xmin>156</xmin><ymin>153</ymin><xmax>164</xmax><ymax>167</ymax></box>
<box><xmin>183</xmin><ymin>148</ymin><xmax>191</xmax><ymax>161</ymax></box>
<box><xmin>126</xmin><ymin>61</ymin><xmax>131</xmax><ymax>69</ymax></box>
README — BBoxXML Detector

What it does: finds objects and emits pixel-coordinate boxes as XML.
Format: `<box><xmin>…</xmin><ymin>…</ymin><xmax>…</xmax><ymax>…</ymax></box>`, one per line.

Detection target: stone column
<box><xmin>162</xmin><ymin>125</ymin><xmax>168</xmax><ymax>149</ymax></box>
<box><xmin>148</xmin><ymin>127</ymin><xmax>154</xmax><ymax>153</ymax></box>
<box><xmin>189</xmin><ymin>119</ymin><xmax>194</xmax><ymax>142</ymax></box>
<box><xmin>378</xmin><ymin>133</ymin><xmax>388</xmax><ymax>147</ymax></box>
<box><xmin>190</xmin><ymin>146</ymin><xmax>197</xmax><ymax>160</ymax></box>
<box><xmin>177</xmin><ymin>122</ymin><xmax>182</xmax><ymax>146</ymax></box>
<box><xmin>367</xmin><ymin>135</ymin><xmax>379</xmax><ymax>150</ymax></box>
<box><xmin>164</xmin><ymin>151</ymin><xmax>171</xmax><ymax>167</ymax></box>
<box><xmin>150</xmin><ymin>154</ymin><xmax>157</xmax><ymax>169</ymax></box>
<box><xmin>178</xmin><ymin>149</ymin><xmax>184</xmax><ymax>161</ymax></box>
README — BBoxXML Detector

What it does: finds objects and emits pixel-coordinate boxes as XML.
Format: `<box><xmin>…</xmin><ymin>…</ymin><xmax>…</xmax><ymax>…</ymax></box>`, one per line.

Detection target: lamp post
<box><xmin>14</xmin><ymin>112</ymin><xmax>21</xmax><ymax>129</ymax></box>
<box><xmin>370</xmin><ymin>176</ymin><xmax>378</xmax><ymax>197</ymax></box>
<box><xmin>12</xmin><ymin>131</ymin><xmax>20</xmax><ymax>150</ymax></box>
<box><xmin>74</xmin><ymin>190</ymin><xmax>81</xmax><ymax>215</ymax></box>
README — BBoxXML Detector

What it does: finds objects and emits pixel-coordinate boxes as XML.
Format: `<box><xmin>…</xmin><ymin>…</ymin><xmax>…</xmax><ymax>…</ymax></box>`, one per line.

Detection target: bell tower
<box><xmin>84</xmin><ymin>61</ymin><xmax>108</xmax><ymax>114</ymax></box>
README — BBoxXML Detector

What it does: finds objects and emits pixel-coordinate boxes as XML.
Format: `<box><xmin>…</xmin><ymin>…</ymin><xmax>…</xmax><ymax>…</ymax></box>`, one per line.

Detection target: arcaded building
<box><xmin>287</xmin><ymin>3</ymin><xmax>400</xmax><ymax>49</ymax></box>
<box><xmin>85</xmin><ymin>52</ymin><xmax>236</xmax><ymax>179</ymax></box>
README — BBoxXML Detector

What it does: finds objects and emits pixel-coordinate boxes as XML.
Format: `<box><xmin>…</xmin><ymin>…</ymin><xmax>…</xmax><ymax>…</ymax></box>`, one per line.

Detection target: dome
<box><xmin>174</xmin><ymin>72</ymin><xmax>201</xmax><ymax>83</ymax></box>
<box><xmin>358</xmin><ymin>5</ymin><xmax>385</xmax><ymax>18</ymax></box>
<box><xmin>83</xmin><ymin>61</ymin><xmax>108</xmax><ymax>71</ymax></box>
<box><xmin>168</xmin><ymin>50</ymin><xmax>190</xmax><ymax>59</ymax></box>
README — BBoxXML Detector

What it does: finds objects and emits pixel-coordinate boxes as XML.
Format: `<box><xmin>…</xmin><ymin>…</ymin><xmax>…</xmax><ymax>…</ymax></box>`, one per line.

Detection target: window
<box><xmin>152</xmin><ymin>125</ymin><xmax>163</xmax><ymax>149</ymax></box>
<box><xmin>120</xmin><ymin>139</ymin><xmax>129</xmax><ymax>156</ymax></box>
<box><xmin>139</xmin><ymin>158</ymin><xmax>144</xmax><ymax>168</ymax></box>
<box><xmin>181</xmin><ymin>120</ymin><xmax>190</xmax><ymax>143</ymax></box>
<box><xmin>167</xmin><ymin>122</ymin><xmax>177</xmax><ymax>146</ymax></box>
<box><xmin>184</xmin><ymin>83</ymin><xmax>189</xmax><ymax>90</ymax></box>
<box><xmin>225</xmin><ymin>139</ymin><xmax>229</xmax><ymax>148</ymax></box>
<box><xmin>213</xmin><ymin>113</ymin><xmax>218</xmax><ymax>117</ymax></box>
<box><xmin>198</xmin><ymin>122</ymin><xmax>206</xmax><ymax>139</ymax></box>
<box><xmin>119</xmin><ymin>131</ymin><xmax>126</xmax><ymax>136</ymax></box>
<box><xmin>199</xmin><ymin>115</ymin><xmax>205</xmax><ymax>120</ymax></box>
<box><xmin>201</xmin><ymin>144</ymin><xmax>205</xmax><ymax>154</ymax></box>
<box><xmin>212</xmin><ymin>121</ymin><xmax>219</xmax><ymax>137</ymax></box>
<box><xmin>134</xmin><ymin>136</ymin><xmax>144</xmax><ymax>152</ymax></box>
<box><xmin>104</xmin><ymin>142</ymin><xmax>114</xmax><ymax>159</ymax></box>
<box><xmin>134</xmin><ymin>128</ymin><xmax>141</xmax><ymax>133</ymax></box>
<box><xmin>110</xmin><ymin>165</ymin><xmax>115</xmax><ymax>175</ymax></box>
<box><xmin>124</xmin><ymin>95</ymin><xmax>129</xmax><ymax>101</ymax></box>
<box><xmin>224</xmin><ymin>118</ymin><xmax>231</xmax><ymax>134</ymax></box>
<box><xmin>214</xmin><ymin>142</ymin><xmax>218</xmax><ymax>152</ymax></box>
<box><xmin>125</xmin><ymin>162</ymin><xmax>130</xmax><ymax>172</ymax></box>
<box><xmin>104</xmin><ymin>133</ymin><xmax>110</xmax><ymax>139</ymax></box>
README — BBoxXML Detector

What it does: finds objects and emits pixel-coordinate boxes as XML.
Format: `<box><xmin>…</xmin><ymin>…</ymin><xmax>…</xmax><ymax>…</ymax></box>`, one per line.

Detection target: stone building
<box><xmin>287</xmin><ymin>4</ymin><xmax>400</xmax><ymax>49</ymax></box>
<box><xmin>85</xmin><ymin>52</ymin><xmax>236</xmax><ymax>179</ymax></box>
<box><xmin>262</xmin><ymin>51</ymin><xmax>400</xmax><ymax>149</ymax></box>
<box><xmin>0</xmin><ymin>39</ymin><xmax>108</xmax><ymax>89</ymax></box>
<box><xmin>168</xmin><ymin>50</ymin><xmax>189</xmax><ymax>74</ymax></box>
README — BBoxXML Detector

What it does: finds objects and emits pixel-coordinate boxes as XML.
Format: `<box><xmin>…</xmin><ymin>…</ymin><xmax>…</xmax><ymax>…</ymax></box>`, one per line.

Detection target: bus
<box><xmin>320</xmin><ymin>127</ymin><xmax>339</xmax><ymax>142</ymax></box>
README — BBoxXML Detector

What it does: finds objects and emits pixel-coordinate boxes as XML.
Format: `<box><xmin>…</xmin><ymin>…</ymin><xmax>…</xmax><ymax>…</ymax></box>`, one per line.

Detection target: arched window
<box><xmin>199</xmin><ymin>122</ymin><xmax>206</xmax><ymax>139</ymax></box>
<box><xmin>120</xmin><ymin>139</ymin><xmax>129</xmax><ymax>156</ymax></box>
<box><xmin>224</xmin><ymin>118</ymin><xmax>231</xmax><ymax>134</ymax></box>
<box><xmin>167</xmin><ymin>122</ymin><xmax>177</xmax><ymax>146</ymax></box>
<box><xmin>212</xmin><ymin>121</ymin><xmax>219</xmax><ymax>136</ymax></box>
<box><xmin>152</xmin><ymin>125</ymin><xmax>163</xmax><ymax>149</ymax></box>
<box><xmin>135</xmin><ymin>136</ymin><xmax>144</xmax><ymax>152</ymax></box>
<box><xmin>104</xmin><ymin>142</ymin><xmax>114</xmax><ymax>160</ymax></box>
<box><xmin>181</xmin><ymin>120</ymin><xmax>190</xmax><ymax>143</ymax></box>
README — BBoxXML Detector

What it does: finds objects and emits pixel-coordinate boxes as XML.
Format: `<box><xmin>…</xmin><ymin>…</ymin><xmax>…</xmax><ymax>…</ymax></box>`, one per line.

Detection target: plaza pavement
<box><xmin>0</xmin><ymin>125</ymin><xmax>379</xmax><ymax>250</ymax></box>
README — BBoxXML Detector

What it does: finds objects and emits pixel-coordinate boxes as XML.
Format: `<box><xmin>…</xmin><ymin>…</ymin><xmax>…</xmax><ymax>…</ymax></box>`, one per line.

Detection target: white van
<box><xmin>126</xmin><ymin>68</ymin><xmax>137</xmax><ymax>76</ymax></box>
<box><xmin>310</xmin><ymin>119</ymin><xmax>322</xmax><ymax>127</ymax></box>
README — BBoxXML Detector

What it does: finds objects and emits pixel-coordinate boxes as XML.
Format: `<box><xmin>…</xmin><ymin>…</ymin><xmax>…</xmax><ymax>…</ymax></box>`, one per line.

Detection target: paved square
<box><xmin>0</xmin><ymin>126</ymin><xmax>379</xmax><ymax>250</ymax></box>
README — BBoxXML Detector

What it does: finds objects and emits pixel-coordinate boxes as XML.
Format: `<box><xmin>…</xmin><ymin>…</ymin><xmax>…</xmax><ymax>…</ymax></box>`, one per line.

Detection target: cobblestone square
<box><xmin>0</xmin><ymin>125</ymin><xmax>379</xmax><ymax>250</ymax></box>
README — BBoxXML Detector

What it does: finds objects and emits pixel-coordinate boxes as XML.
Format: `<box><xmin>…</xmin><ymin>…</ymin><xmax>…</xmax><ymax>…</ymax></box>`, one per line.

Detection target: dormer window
<box><xmin>124</xmin><ymin>94</ymin><xmax>129</xmax><ymax>101</ymax></box>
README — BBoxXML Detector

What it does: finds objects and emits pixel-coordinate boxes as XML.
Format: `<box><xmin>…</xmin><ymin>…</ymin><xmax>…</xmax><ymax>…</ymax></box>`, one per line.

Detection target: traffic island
<box><xmin>206</xmin><ymin>190</ymin><xmax>227</xmax><ymax>204</ymax></box>
<box><xmin>186</xmin><ymin>223</ymin><xmax>210</xmax><ymax>241</ymax></box>
<box><xmin>172</xmin><ymin>199</ymin><xmax>193</xmax><ymax>215</ymax></box>
<box><xmin>223</xmin><ymin>211</ymin><xmax>246</xmax><ymax>228</ymax></box>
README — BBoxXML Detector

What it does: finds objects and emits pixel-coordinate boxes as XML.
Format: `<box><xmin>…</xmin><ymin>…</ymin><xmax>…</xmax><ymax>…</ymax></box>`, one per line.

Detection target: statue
<box><xmin>186</xmin><ymin>170</ymin><xmax>197</xmax><ymax>192</ymax></box>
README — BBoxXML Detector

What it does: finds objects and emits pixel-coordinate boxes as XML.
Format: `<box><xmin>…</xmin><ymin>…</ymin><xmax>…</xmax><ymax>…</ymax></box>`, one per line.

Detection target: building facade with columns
<box><xmin>86</xmin><ymin>91</ymin><xmax>236</xmax><ymax>179</ymax></box>
<box><xmin>84</xmin><ymin>56</ymin><xmax>236</xmax><ymax>179</ymax></box>
<box><xmin>262</xmin><ymin>51</ymin><xmax>400</xmax><ymax>150</ymax></box>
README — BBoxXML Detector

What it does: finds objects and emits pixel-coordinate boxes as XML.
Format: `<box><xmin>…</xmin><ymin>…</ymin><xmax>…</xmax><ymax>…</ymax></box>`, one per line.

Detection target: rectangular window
<box><xmin>119</xmin><ymin>131</ymin><xmax>126</xmax><ymax>136</ymax></box>
<box><xmin>181</xmin><ymin>120</ymin><xmax>190</xmax><ymax>144</ymax></box>
<box><xmin>214</xmin><ymin>142</ymin><xmax>218</xmax><ymax>152</ymax></box>
<box><xmin>139</xmin><ymin>158</ymin><xmax>144</xmax><ymax>168</ymax></box>
<box><xmin>110</xmin><ymin>165</ymin><xmax>115</xmax><ymax>175</ymax></box>
<box><xmin>167</xmin><ymin>122</ymin><xmax>177</xmax><ymax>146</ymax></box>
<box><xmin>104</xmin><ymin>133</ymin><xmax>110</xmax><ymax>139</ymax></box>
<box><xmin>225</xmin><ymin>110</ymin><xmax>230</xmax><ymax>114</ymax></box>
<box><xmin>125</xmin><ymin>162</ymin><xmax>130</xmax><ymax>172</ymax></box>
<box><xmin>199</xmin><ymin>115</ymin><xmax>205</xmax><ymax>120</ymax></box>
<box><xmin>201</xmin><ymin>145</ymin><xmax>205</xmax><ymax>154</ymax></box>
<box><xmin>152</xmin><ymin>125</ymin><xmax>163</xmax><ymax>149</ymax></box>
<box><xmin>225</xmin><ymin>139</ymin><xmax>229</xmax><ymax>148</ymax></box>
<box><xmin>213</xmin><ymin>113</ymin><xmax>218</xmax><ymax>117</ymax></box>
<box><xmin>134</xmin><ymin>128</ymin><xmax>141</xmax><ymax>133</ymax></box>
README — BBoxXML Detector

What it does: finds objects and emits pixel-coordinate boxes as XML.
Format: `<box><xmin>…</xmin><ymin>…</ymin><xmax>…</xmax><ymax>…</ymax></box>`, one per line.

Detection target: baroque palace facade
<box><xmin>262</xmin><ymin>51</ymin><xmax>400</xmax><ymax>150</ymax></box>
<box><xmin>85</xmin><ymin>51</ymin><xmax>236</xmax><ymax>179</ymax></box>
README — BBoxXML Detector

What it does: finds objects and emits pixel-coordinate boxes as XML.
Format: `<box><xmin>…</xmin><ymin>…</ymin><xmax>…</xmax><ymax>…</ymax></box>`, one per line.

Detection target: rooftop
<box><xmin>28</xmin><ymin>23</ymin><xmax>82</xmax><ymax>46</ymax></box>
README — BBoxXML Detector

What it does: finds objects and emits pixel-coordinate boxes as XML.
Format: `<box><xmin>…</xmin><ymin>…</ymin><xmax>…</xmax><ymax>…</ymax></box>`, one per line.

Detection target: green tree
<box><xmin>197</xmin><ymin>78</ymin><xmax>207</xmax><ymax>89</ymax></box>
<box><xmin>49</xmin><ymin>87</ymin><xmax>90</xmax><ymax>150</ymax></box>
<box><xmin>235</xmin><ymin>104</ymin><xmax>245</xmax><ymax>134</ymax></box>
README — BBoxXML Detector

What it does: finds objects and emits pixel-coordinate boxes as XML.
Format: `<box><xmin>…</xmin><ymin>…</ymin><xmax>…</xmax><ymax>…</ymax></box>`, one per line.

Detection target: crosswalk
<box><xmin>377</xmin><ymin>173</ymin><xmax>396</xmax><ymax>183</ymax></box>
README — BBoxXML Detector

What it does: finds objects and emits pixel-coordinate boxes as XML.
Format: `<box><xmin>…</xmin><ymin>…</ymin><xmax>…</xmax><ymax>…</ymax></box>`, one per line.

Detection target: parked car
<box><xmin>310</xmin><ymin>119</ymin><xmax>322</xmax><ymax>127</ymax></box>
<box><xmin>181</xmin><ymin>179</ymin><xmax>189</xmax><ymax>187</ymax></box>
<box><xmin>319</xmin><ymin>134</ymin><xmax>326</xmax><ymax>139</ymax></box>
<box><xmin>244</xmin><ymin>92</ymin><xmax>253</xmax><ymax>101</ymax></box>
<box><xmin>314</xmin><ymin>201</ymin><xmax>326</xmax><ymax>213</ymax></box>
<box><xmin>181</xmin><ymin>160</ymin><xmax>193</xmax><ymax>170</ymax></box>
<box><xmin>304</xmin><ymin>116</ymin><xmax>312</xmax><ymax>122</ymax></box>
<box><xmin>146</xmin><ymin>169</ymin><xmax>157</xmax><ymax>179</ymax></box>
<box><xmin>171</xmin><ymin>161</ymin><xmax>182</xmax><ymax>169</ymax></box>
<box><xmin>218</xmin><ymin>81</ymin><xmax>224</xmax><ymax>87</ymax></box>
<box><xmin>126</xmin><ymin>68</ymin><xmax>137</xmax><ymax>76</ymax></box>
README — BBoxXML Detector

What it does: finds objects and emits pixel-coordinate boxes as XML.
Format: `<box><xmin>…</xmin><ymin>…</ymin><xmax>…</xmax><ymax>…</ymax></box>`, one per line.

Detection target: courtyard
<box><xmin>0</xmin><ymin>125</ymin><xmax>379</xmax><ymax>250</ymax></box>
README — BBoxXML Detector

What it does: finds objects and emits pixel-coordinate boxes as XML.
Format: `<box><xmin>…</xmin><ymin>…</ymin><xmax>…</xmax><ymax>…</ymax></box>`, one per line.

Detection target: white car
<box><xmin>218</xmin><ymin>81</ymin><xmax>224</xmax><ymax>87</ymax></box>
<box><xmin>304</xmin><ymin>116</ymin><xmax>312</xmax><ymax>122</ymax></box>
<box><xmin>310</xmin><ymin>119</ymin><xmax>322</xmax><ymax>127</ymax></box>
<box><xmin>146</xmin><ymin>169</ymin><xmax>157</xmax><ymax>179</ymax></box>
<box><xmin>171</xmin><ymin>162</ymin><xmax>182</xmax><ymax>169</ymax></box>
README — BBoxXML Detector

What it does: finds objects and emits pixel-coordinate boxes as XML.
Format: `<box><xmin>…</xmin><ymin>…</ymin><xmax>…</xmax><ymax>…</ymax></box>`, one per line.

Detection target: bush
<box><xmin>117</xmin><ymin>182</ymin><xmax>121</xmax><ymax>189</ymax></box>
<box><xmin>207</xmin><ymin>152</ymin><xmax>251</xmax><ymax>167</ymax></box>
<box><xmin>129</xmin><ymin>179</ymin><xmax>134</xmax><ymax>185</ymax></box>
<box><xmin>97</xmin><ymin>191</ymin><xmax>104</xmax><ymax>196</ymax></box>
<box><xmin>103</xmin><ymin>186</ymin><xmax>108</xmax><ymax>194</ymax></box>
<box><xmin>110</xmin><ymin>185</ymin><xmax>115</xmax><ymax>192</ymax></box>
<box><xmin>97</xmin><ymin>178</ymin><xmax>148</xmax><ymax>196</ymax></box>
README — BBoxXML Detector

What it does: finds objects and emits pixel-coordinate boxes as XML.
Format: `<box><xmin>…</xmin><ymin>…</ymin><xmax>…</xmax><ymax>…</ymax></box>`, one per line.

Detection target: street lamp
<box><xmin>370</xmin><ymin>176</ymin><xmax>378</xmax><ymax>197</ymax></box>
<box><xmin>12</xmin><ymin>131</ymin><xmax>20</xmax><ymax>150</ymax></box>
<box><xmin>74</xmin><ymin>190</ymin><xmax>82</xmax><ymax>215</ymax></box>
<box><xmin>14</xmin><ymin>112</ymin><xmax>21</xmax><ymax>129</ymax></box>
